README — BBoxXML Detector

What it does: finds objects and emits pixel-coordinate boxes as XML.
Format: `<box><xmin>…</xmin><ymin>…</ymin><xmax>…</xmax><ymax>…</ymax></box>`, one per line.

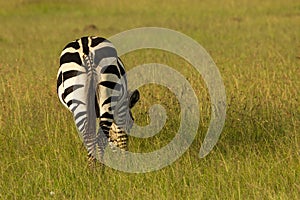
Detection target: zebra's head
<box><xmin>125</xmin><ymin>89</ymin><xmax>140</xmax><ymax>133</ymax></box>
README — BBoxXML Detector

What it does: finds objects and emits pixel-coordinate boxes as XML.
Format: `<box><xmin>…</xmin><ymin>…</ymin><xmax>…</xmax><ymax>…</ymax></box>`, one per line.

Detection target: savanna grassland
<box><xmin>0</xmin><ymin>0</ymin><xmax>299</xmax><ymax>199</ymax></box>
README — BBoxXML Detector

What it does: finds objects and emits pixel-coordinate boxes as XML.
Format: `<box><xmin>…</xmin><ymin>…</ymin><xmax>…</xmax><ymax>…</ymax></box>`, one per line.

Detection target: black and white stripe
<box><xmin>57</xmin><ymin>36</ymin><xmax>139</xmax><ymax>162</ymax></box>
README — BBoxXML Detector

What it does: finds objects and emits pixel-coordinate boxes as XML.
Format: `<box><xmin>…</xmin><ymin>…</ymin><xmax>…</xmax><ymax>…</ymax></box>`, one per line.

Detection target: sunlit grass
<box><xmin>0</xmin><ymin>0</ymin><xmax>299</xmax><ymax>199</ymax></box>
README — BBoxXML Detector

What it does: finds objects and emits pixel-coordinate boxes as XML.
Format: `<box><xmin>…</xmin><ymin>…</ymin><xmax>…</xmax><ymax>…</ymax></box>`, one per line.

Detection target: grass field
<box><xmin>0</xmin><ymin>0</ymin><xmax>299</xmax><ymax>199</ymax></box>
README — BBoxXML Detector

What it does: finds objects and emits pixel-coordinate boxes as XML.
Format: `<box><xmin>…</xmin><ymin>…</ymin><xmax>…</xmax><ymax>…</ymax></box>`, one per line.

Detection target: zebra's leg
<box><xmin>87</xmin><ymin>120</ymin><xmax>112</xmax><ymax>165</ymax></box>
<box><xmin>94</xmin><ymin>79</ymin><xmax>117</xmax><ymax>162</ymax></box>
<box><xmin>109</xmin><ymin>123</ymin><xmax>128</xmax><ymax>152</ymax></box>
<box><xmin>109</xmin><ymin>124</ymin><xmax>118</xmax><ymax>152</ymax></box>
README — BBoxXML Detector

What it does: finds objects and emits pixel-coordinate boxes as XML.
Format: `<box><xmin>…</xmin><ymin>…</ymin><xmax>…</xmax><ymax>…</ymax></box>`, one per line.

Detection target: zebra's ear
<box><xmin>129</xmin><ymin>90</ymin><xmax>140</xmax><ymax>108</ymax></box>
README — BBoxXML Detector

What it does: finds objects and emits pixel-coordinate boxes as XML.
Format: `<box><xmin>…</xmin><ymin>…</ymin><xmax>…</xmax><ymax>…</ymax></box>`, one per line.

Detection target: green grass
<box><xmin>0</xmin><ymin>0</ymin><xmax>299</xmax><ymax>199</ymax></box>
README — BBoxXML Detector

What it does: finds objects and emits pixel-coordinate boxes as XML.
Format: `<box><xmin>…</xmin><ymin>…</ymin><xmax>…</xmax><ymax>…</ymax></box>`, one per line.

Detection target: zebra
<box><xmin>57</xmin><ymin>36</ymin><xmax>140</xmax><ymax>163</ymax></box>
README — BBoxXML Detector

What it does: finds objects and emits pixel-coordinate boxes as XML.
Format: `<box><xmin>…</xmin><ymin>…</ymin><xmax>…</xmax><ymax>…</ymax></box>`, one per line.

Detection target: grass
<box><xmin>0</xmin><ymin>0</ymin><xmax>299</xmax><ymax>199</ymax></box>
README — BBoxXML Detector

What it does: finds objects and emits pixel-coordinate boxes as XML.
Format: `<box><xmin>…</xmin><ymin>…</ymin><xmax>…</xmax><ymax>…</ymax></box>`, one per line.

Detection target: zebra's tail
<box><xmin>80</xmin><ymin>56</ymin><xmax>107</xmax><ymax>162</ymax></box>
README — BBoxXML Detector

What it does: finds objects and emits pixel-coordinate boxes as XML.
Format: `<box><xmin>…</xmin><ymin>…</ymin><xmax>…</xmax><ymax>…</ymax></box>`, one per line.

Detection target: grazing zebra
<box><xmin>57</xmin><ymin>36</ymin><xmax>140</xmax><ymax>163</ymax></box>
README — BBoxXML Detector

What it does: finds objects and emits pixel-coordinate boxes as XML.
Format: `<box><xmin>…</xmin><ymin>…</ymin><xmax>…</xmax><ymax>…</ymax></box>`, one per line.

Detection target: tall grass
<box><xmin>0</xmin><ymin>0</ymin><xmax>299</xmax><ymax>199</ymax></box>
